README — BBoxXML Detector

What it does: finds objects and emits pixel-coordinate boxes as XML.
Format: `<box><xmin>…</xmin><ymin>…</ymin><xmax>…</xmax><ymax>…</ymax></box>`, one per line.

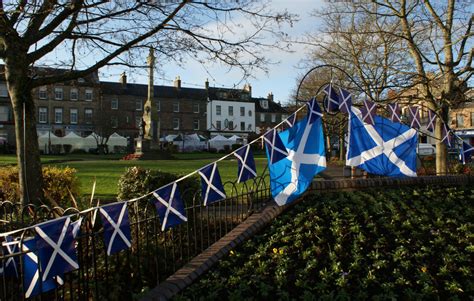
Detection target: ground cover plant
<box><xmin>177</xmin><ymin>186</ymin><xmax>474</xmax><ymax>300</ymax></box>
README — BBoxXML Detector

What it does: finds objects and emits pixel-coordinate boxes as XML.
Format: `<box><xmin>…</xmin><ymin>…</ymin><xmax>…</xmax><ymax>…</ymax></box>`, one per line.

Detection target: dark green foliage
<box><xmin>117</xmin><ymin>166</ymin><xmax>200</xmax><ymax>204</ymax></box>
<box><xmin>177</xmin><ymin>186</ymin><xmax>474</xmax><ymax>300</ymax></box>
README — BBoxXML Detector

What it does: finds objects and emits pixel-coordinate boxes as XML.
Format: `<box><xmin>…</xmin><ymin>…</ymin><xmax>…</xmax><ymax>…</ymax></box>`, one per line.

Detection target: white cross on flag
<box><xmin>408</xmin><ymin>106</ymin><xmax>421</xmax><ymax>129</ymax></box>
<box><xmin>360</xmin><ymin>99</ymin><xmax>377</xmax><ymax>125</ymax></box>
<box><xmin>441</xmin><ymin>122</ymin><xmax>452</xmax><ymax>147</ymax></box>
<box><xmin>306</xmin><ymin>97</ymin><xmax>323</xmax><ymax>124</ymax></box>
<box><xmin>387</xmin><ymin>103</ymin><xmax>401</xmax><ymax>123</ymax></box>
<box><xmin>1</xmin><ymin>236</ymin><xmax>19</xmax><ymax>278</ymax></box>
<box><xmin>338</xmin><ymin>87</ymin><xmax>352</xmax><ymax>113</ymax></box>
<box><xmin>263</xmin><ymin>128</ymin><xmax>288</xmax><ymax>164</ymax></box>
<box><xmin>460</xmin><ymin>141</ymin><xmax>474</xmax><ymax>164</ymax></box>
<box><xmin>426</xmin><ymin>110</ymin><xmax>436</xmax><ymax>132</ymax></box>
<box><xmin>347</xmin><ymin>107</ymin><xmax>417</xmax><ymax>177</ymax></box>
<box><xmin>99</xmin><ymin>203</ymin><xmax>132</xmax><ymax>256</ymax></box>
<box><xmin>35</xmin><ymin>217</ymin><xmax>79</xmax><ymax>281</ymax></box>
<box><xmin>22</xmin><ymin>238</ymin><xmax>58</xmax><ymax>298</ymax></box>
<box><xmin>199</xmin><ymin>163</ymin><xmax>227</xmax><ymax>205</ymax></box>
<box><xmin>268</xmin><ymin>100</ymin><xmax>326</xmax><ymax>206</ymax></box>
<box><xmin>234</xmin><ymin>145</ymin><xmax>257</xmax><ymax>183</ymax></box>
<box><xmin>284</xmin><ymin>112</ymin><xmax>297</xmax><ymax>127</ymax></box>
<box><xmin>323</xmin><ymin>83</ymin><xmax>340</xmax><ymax>113</ymax></box>
<box><xmin>152</xmin><ymin>183</ymin><xmax>188</xmax><ymax>231</ymax></box>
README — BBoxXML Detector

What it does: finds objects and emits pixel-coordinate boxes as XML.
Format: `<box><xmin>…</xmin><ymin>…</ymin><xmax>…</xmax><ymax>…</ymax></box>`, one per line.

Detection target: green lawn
<box><xmin>1</xmin><ymin>153</ymin><xmax>269</xmax><ymax>201</ymax></box>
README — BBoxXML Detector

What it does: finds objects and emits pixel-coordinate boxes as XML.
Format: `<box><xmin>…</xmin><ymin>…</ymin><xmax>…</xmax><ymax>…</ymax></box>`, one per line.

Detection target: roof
<box><xmin>101</xmin><ymin>81</ymin><xmax>207</xmax><ymax>99</ymax></box>
<box><xmin>208</xmin><ymin>87</ymin><xmax>253</xmax><ymax>102</ymax></box>
<box><xmin>254</xmin><ymin>97</ymin><xmax>288</xmax><ymax>113</ymax></box>
<box><xmin>0</xmin><ymin>65</ymin><xmax>99</xmax><ymax>85</ymax></box>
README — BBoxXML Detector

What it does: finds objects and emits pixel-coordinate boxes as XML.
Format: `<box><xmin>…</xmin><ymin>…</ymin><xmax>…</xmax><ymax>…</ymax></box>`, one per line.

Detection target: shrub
<box><xmin>231</xmin><ymin>144</ymin><xmax>241</xmax><ymax>151</ymax></box>
<box><xmin>117</xmin><ymin>167</ymin><xmax>200</xmax><ymax>204</ymax></box>
<box><xmin>208</xmin><ymin>148</ymin><xmax>217</xmax><ymax>153</ymax></box>
<box><xmin>0</xmin><ymin>166</ymin><xmax>80</xmax><ymax>206</ymax></box>
<box><xmin>63</xmin><ymin>144</ymin><xmax>72</xmax><ymax>154</ymax></box>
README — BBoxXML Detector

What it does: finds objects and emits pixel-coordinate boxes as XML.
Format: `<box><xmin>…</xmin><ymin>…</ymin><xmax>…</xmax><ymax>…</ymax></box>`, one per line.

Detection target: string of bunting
<box><xmin>1</xmin><ymin>84</ymin><xmax>472</xmax><ymax>299</ymax></box>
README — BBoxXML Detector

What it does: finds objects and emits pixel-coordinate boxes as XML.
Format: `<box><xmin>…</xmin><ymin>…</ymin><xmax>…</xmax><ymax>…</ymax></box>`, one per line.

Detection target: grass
<box><xmin>1</xmin><ymin>152</ymin><xmax>269</xmax><ymax>201</ymax></box>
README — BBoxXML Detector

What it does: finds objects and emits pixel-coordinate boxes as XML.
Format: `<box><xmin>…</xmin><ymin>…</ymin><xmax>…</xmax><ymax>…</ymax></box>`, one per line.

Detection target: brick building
<box><xmin>254</xmin><ymin>92</ymin><xmax>288</xmax><ymax>134</ymax></box>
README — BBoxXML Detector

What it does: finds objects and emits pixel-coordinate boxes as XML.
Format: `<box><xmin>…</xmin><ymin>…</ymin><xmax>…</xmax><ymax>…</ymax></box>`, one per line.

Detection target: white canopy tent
<box><xmin>209</xmin><ymin>134</ymin><xmax>234</xmax><ymax>151</ymax></box>
<box><xmin>61</xmin><ymin>132</ymin><xmax>84</xmax><ymax>151</ymax></box>
<box><xmin>37</xmin><ymin>132</ymin><xmax>62</xmax><ymax>154</ymax></box>
<box><xmin>108</xmin><ymin>132</ymin><xmax>128</xmax><ymax>153</ymax></box>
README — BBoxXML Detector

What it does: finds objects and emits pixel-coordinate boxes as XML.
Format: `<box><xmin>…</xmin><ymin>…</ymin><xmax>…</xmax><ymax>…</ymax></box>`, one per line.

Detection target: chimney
<box><xmin>119</xmin><ymin>72</ymin><xmax>127</xmax><ymax>87</ymax></box>
<box><xmin>174</xmin><ymin>76</ymin><xmax>181</xmax><ymax>88</ymax></box>
<box><xmin>267</xmin><ymin>92</ymin><xmax>273</xmax><ymax>102</ymax></box>
<box><xmin>243</xmin><ymin>83</ymin><xmax>252</xmax><ymax>96</ymax></box>
<box><xmin>205</xmin><ymin>78</ymin><xmax>209</xmax><ymax>90</ymax></box>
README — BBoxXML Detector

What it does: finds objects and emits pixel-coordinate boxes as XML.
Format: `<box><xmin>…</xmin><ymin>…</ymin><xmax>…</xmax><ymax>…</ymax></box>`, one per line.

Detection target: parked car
<box><xmin>416</xmin><ymin>143</ymin><xmax>436</xmax><ymax>156</ymax></box>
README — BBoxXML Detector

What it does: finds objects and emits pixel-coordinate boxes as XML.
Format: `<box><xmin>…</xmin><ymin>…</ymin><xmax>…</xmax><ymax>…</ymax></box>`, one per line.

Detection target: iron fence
<box><xmin>0</xmin><ymin>173</ymin><xmax>270</xmax><ymax>301</ymax></box>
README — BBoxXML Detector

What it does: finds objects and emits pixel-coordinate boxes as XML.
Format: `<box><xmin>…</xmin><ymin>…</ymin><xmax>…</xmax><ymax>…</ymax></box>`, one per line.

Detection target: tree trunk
<box><xmin>435</xmin><ymin>115</ymin><xmax>447</xmax><ymax>175</ymax></box>
<box><xmin>5</xmin><ymin>62</ymin><xmax>44</xmax><ymax>205</ymax></box>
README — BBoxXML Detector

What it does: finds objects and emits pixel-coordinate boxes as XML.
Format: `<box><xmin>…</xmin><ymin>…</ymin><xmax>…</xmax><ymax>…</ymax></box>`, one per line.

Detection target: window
<box><xmin>84</xmin><ymin>109</ymin><xmax>93</xmax><ymax>124</ymax></box>
<box><xmin>216</xmin><ymin>105</ymin><xmax>221</xmax><ymax>116</ymax></box>
<box><xmin>193</xmin><ymin>119</ymin><xmax>199</xmax><ymax>130</ymax></box>
<box><xmin>85</xmin><ymin>89</ymin><xmax>93</xmax><ymax>101</ymax></box>
<box><xmin>216</xmin><ymin>120</ymin><xmax>221</xmax><ymax>130</ymax></box>
<box><xmin>135</xmin><ymin>100</ymin><xmax>142</xmax><ymax>111</ymax></box>
<box><xmin>173</xmin><ymin>101</ymin><xmax>180</xmax><ymax>112</ymax></box>
<box><xmin>281</xmin><ymin>114</ymin><xmax>288</xmax><ymax>120</ymax></box>
<box><xmin>261</xmin><ymin>100</ymin><xmax>268</xmax><ymax>109</ymax></box>
<box><xmin>456</xmin><ymin>113</ymin><xmax>464</xmax><ymax>127</ymax></box>
<box><xmin>111</xmin><ymin>116</ymin><xmax>118</xmax><ymax>128</ymax></box>
<box><xmin>228</xmin><ymin>106</ymin><xmax>233</xmax><ymax>116</ymax></box>
<box><xmin>260</xmin><ymin>113</ymin><xmax>265</xmax><ymax>122</ymax></box>
<box><xmin>240</xmin><ymin>122</ymin><xmax>245</xmax><ymax>131</ymax></box>
<box><xmin>0</xmin><ymin>83</ymin><xmax>8</xmax><ymax>97</ymax></box>
<box><xmin>54</xmin><ymin>87</ymin><xmax>63</xmax><ymax>100</ymax></box>
<box><xmin>54</xmin><ymin>108</ymin><xmax>63</xmax><ymax>123</ymax></box>
<box><xmin>249</xmin><ymin>110</ymin><xmax>252</xmax><ymax>117</ymax></box>
<box><xmin>70</xmin><ymin>108</ymin><xmax>78</xmax><ymax>124</ymax></box>
<box><xmin>271</xmin><ymin>114</ymin><xmax>276</xmax><ymax>122</ymax></box>
<box><xmin>193</xmin><ymin>103</ymin><xmax>199</xmax><ymax>113</ymax></box>
<box><xmin>38</xmin><ymin>86</ymin><xmax>47</xmax><ymax>100</ymax></box>
<box><xmin>70</xmin><ymin>88</ymin><xmax>78</xmax><ymax>101</ymax></box>
<box><xmin>111</xmin><ymin>98</ymin><xmax>119</xmax><ymax>110</ymax></box>
<box><xmin>471</xmin><ymin>112</ymin><xmax>474</xmax><ymax>127</ymax></box>
<box><xmin>240</xmin><ymin>107</ymin><xmax>245</xmax><ymax>116</ymax></box>
<box><xmin>228</xmin><ymin>121</ymin><xmax>234</xmax><ymax>130</ymax></box>
<box><xmin>173</xmin><ymin>117</ymin><xmax>180</xmax><ymax>130</ymax></box>
<box><xmin>0</xmin><ymin>106</ymin><xmax>10</xmax><ymax>122</ymax></box>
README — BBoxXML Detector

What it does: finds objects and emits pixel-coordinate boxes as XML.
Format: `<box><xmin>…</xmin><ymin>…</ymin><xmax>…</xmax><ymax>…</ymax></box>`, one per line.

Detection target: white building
<box><xmin>206</xmin><ymin>86</ymin><xmax>255</xmax><ymax>139</ymax></box>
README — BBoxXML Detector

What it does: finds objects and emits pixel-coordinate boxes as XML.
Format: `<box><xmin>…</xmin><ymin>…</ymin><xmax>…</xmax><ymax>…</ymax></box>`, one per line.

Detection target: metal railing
<box><xmin>0</xmin><ymin>173</ymin><xmax>270</xmax><ymax>300</ymax></box>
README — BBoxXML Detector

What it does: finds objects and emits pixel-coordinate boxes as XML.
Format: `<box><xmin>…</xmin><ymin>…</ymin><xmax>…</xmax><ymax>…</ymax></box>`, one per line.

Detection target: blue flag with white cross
<box><xmin>268</xmin><ymin>105</ymin><xmax>326</xmax><ymax>206</ymax></box>
<box><xmin>323</xmin><ymin>83</ymin><xmax>340</xmax><ymax>113</ymax></box>
<box><xmin>1</xmin><ymin>236</ymin><xmax>19</xmax><ymax>278</ymax></box>
<box><xmin>22</xmin><ymin>238</ymin><xmax>57</xmax><ymax>298</ymax></box>
<box><xmin>234</xmin><ymin>145</ymin><xmax>257</xmax><ymax>183</ymax></box>
<box><xmin>263</xmin><ymin>129</ymin><xmax>288</xmax><ymax>164</ymax></box>
<box><xmin>460</xmin><ymin>141</ymin><xmax>474</xmax><ymax>164</ymax></box>
<box><xmin>199</xmin><ymin>163</ymin><xmax>227</xmax><ymax>205</ymax></box>
<box><xmin>35</xmin><ymin>217</ymin><xmax>79</xmax><ymax>282</ymax></box>
<box><xmin>99</xmin><ymin>203</ymin><xmax>132</xmax><ymax>256</ymax></box>
<box><xmin>152</xmin><ymin>183</ymin><xmax>188</xmax><ymax>231</ymax></box>
<box><xmin>347</xmin><ymin>107</ymin><xmax>417</xmax><ymax>177</ymax></box>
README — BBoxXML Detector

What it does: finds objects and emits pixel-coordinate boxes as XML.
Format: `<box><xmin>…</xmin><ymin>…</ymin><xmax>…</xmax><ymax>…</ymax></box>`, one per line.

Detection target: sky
<box><xmin>98</xmin><ymin>0</ymin><xmax>326</xmax><ymax>105</ymax></box>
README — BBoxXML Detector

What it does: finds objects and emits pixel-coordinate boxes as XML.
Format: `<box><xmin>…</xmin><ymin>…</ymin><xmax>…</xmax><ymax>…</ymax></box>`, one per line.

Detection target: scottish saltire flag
<box><xmin>234</xmin><ymin>145</ymin><xmax>257</xmax><ymax>183</ymax></box>
<box><xmin>347</xmin><ymin>107</ymin><xmax>417</xmax><ymax>177</ymax></box>
<box><xmin>460</xmin><ymin>141</ymin><xmax>474</xmax><ymax>164</ymax></box>
<box><xmin>441</xmin><ymin>122</ymin><xmax>452</xmax><ymax>147</ymax></box>
<box><xmin>284</xmin><ymin>113</ymin><xmax>297</xmax><ymax>127</ymax></box>
<box><xmin>267</xmin><ymin>103</ymin><xmax>326</xmax><ymax>206</ymax></box>
<box><xmin>263</xmin><ymin>129</ymin><xmax>288</xmax><ymax>164</ymax></box>
<box><xmin>22</xmin><ymin>238</ymin><xmax>57</xmax><ymax>298</ymax></box>
<box><xmin>99</xmin><ymin>203</ymin><xmax>132</xmax><ymax>255</ymax></box>
<box><xmin>199</xmin><ymin>163</ymin><xmax>227</xmax><ymax>205</ymax></box>
<box><xmin>323</xmin><ymin>83</ymin><xmax>340</xmax><ymax>113</ymax></box>
<box><xmin>338</xmin><ymin>87</ymin><xmax>352</xmax><ymax>113</ymax></box>
<box><xmin>360</xmin><ymin>99</ymin><xmax>377</xmax><ymax>125</ymax></box>
<box><xmin>408</xmin><ymin>106</ymin><xmax>421</xmax><ymax>129</ymax></box>
<box><xmin>35</xmin><ymin>217</ymin><xmax>79</xmax><ymax>281</ymax></box>
<box><xmin>427</xmin><ymin>110</ymin><xmax>436</xmax><ymax>132</ymax></box>
<box><xmin>307</xmin><ymin>97</ymin><xmax>323</xmax><ymax>124</ymax></box>
<box><xmin>387</xmin><ymin>103</ymin><xmax>401</xmax><ymax>123</ymax></box>
<box><xmin>152</xmin><ymin>183</ymin><xmax>187</xmax><ymax>231</ymax></box>
<box><xmin>1</xmin><ymin>236</ymin><xmax>19</xmax><ymax>277</ymax></box>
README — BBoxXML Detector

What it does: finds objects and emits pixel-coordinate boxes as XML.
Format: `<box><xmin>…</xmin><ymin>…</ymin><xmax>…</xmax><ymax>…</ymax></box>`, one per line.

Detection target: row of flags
<box><xmin>1</xmin><ymin>83</ymin><xmax>473</xmax><ymax>299</ymax></box>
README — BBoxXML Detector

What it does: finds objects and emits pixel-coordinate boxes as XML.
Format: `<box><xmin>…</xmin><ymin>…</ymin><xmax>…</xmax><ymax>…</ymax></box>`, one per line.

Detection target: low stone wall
<box><xmin>141</xmin><ymin>175</ymin><xmax>473</xmax><ymax>301</ymax></box>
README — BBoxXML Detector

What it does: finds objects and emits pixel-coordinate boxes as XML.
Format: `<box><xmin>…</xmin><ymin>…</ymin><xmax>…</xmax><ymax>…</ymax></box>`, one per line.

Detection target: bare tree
<box><xmin>0</xmin><ymin>0</ymin><xmax>295</xmax><ymax>205</ymax></box>
<box><xmin>303</xmin><ymin>0</ymin><xmax>472</xmax><ymax>174</ymax></box>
